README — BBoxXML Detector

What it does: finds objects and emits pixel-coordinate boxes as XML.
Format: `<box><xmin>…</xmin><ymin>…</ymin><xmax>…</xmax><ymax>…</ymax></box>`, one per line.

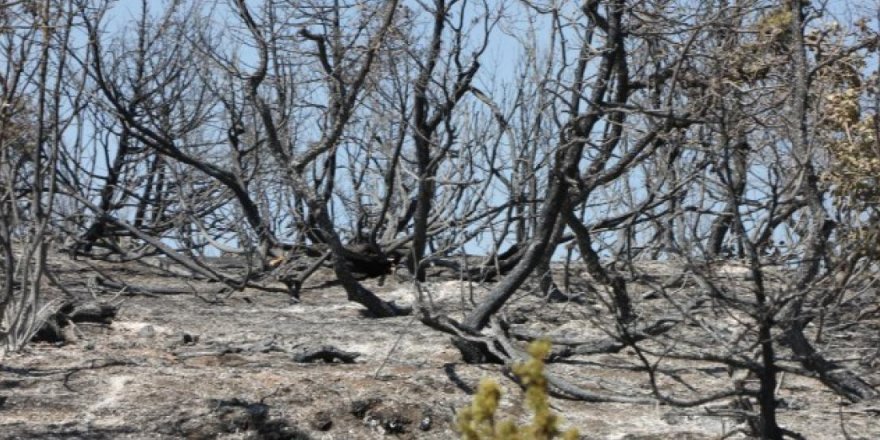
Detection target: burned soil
<box><xmin>1</xmin><ymin>257</ymin><xmax>879</xmax><ymax>439</ymax></box>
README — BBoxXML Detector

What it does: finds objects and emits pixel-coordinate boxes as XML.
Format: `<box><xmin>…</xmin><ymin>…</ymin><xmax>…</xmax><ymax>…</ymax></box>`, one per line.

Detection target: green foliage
<box><xmin>802</xmin><ymin>11</ymin><xmax>880</xmax><ymax>259</ymax></box>
<box><xmin>456</xmin><ymin>340</ymin><xmax>580</xmax><ymax>440</ymax></box>
<box><xmin>724</xmin><ymin>7</ymin><xmax>798</xmax><ymax>84</ymax></box>
<box><xmin>756</xmin><ymin>8</ymin><xmax>793</xmax><ymax>41</ymax></box>
<box><xmin>820</xmin><ymin>84</ymin><xmax>880</xmax><ymax>256</ymax></box>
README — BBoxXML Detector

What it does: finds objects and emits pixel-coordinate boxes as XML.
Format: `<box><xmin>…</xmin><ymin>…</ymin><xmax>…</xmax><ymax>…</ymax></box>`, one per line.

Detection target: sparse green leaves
<box><xmin>457</xmin><ymin>340</ymin><xmax>579</xmax><ymax>440</ymax></box>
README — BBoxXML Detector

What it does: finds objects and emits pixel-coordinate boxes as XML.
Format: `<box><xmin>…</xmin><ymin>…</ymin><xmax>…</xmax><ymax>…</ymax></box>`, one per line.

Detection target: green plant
<box><xmin>456</xmin><ymin>340</ymin><xmax>580</xmax><ymax>440</ymax></box>
<box><xmin>819</xmin><ymin>76</ymin><xmax>880</xmax><ymax>258</ymax></box>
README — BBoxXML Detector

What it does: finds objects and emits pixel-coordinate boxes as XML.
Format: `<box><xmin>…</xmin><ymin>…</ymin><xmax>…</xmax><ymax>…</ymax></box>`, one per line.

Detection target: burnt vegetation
<box><xmin>2</xmin><ymin>1</ymin><xmax>880</xmax><ymax>438</ymax></box>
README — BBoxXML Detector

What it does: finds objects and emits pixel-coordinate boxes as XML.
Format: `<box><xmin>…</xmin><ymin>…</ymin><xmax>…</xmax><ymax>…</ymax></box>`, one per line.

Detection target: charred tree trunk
<box><xmin>309</xmin><ymin>201</ymin><xmax>408</xmax><ymax>317</ymax></box>
<box><xmin>780</xmin><ymin>0</ymin><xmax>879</xmax><ymax>402</ymax></box>
<box><xmin>565</xmin><ymin>209</ymin><xmax>634</xmax><ymax>323</ymax></box>
<box><xmin>459</xmin><ymin>0</ymin><xmax>615</xmax><ymax>338</ymax></box>
<box><xmin>708</xmin><ymin>138</ymin><xmax>748</xmax><ymax>258</ymax></box>
<box><xmin>408</xmin><ymin>0</ymin><xmax>480</xmax><ymax>281</ymax></box>
<box><xmin>76</xmin><ymin>129</ymin><xmax>132</xmax><ymax>253</ymax></box>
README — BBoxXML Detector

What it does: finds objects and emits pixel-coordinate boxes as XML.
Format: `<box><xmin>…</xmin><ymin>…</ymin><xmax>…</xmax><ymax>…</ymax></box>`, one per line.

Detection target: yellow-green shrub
<box><xmin>456</xmin><ymin>340</ymin><xmax>580</xmax><ymax>440</ymax></box>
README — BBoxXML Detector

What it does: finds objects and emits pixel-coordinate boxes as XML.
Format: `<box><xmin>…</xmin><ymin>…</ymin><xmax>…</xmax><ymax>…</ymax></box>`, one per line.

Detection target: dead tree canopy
<box><xmin>3</xmin><ymin>1</ymin><xmax>880</xmax><ymax>437</ymax></box>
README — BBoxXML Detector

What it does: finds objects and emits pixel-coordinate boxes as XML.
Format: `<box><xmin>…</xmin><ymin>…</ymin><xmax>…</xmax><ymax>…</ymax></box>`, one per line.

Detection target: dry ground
<box><xmin>1</xmin><ymin>257</ymin><xmax>879</xmax><ymax>439</ymax></box>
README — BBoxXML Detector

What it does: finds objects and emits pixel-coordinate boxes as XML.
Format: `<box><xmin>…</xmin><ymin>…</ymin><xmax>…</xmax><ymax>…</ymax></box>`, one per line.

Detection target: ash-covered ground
<box><xmin>1</xmin><ymin>257</ymin><xmax>878</xmax><ymax>439</ymax></box>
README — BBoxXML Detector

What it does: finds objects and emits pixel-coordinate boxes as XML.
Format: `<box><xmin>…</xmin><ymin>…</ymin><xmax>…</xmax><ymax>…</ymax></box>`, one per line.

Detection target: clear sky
<box><xmin>60</xmin><ymin>0</ymin><xmax>880</xmax><ymax>258</ymax></box>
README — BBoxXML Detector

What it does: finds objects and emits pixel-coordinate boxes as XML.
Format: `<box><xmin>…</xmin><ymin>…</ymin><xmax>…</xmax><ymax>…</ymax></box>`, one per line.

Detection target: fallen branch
<box><xmin>292</xmin><ymin>345</ymin><xmax>361</xmax><ymax>363</ymax></box>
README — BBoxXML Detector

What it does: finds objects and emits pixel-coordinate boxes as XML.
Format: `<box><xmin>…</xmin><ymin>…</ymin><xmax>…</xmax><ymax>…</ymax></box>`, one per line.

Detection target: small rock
<box><xmin>419</xmin><ymin>415</ymin><xmax>432</xmax><ymax>431</ymax></box>
<box><xmin>350</xmin><ymin>398</ymin><xmax>381</xmax><ymax>418</ymax></box>
<box><xmin>364</xmin><ymin>414</ymin><xmax>381</xmax><ymax>429</ymax></box>
<box><xmin>381</xmin><ymin>416</ymin><xmax>408</xmax><ymax>434</ymax></box>
<box><xmin>138</xmin><ymin>325</ymin><xmax>156</xmax><ymax>338</ymax></box>
<box><xmin>367</xmin><ymin>409</ymin><xmax>411</xmax><ymax>435</ymax></box>
<box><xmin>309</xmin><ymin>410</ymin><xmax>333</xmax><ymax>431</ymax></box>
<box><xmin>212</xmin><ymin>399</ymin><xmax>268</xmax><ymax>432</ymax></box>
<box><xmin>181</xmin><ymin>332</ymin><xmax>199</xmax><ymax>344</ymax></box>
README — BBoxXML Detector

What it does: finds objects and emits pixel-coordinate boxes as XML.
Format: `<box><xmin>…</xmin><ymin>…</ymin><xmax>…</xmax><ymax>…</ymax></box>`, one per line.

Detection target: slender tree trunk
<box><xmin>77</xmin><ymin>130</ymin><xmax>132</xmax><ymax>252</ymax></box>
<box><xmin>781</xmin><ymin>0</ymin><xmax>878</xmax><ymax>402</ymax></box>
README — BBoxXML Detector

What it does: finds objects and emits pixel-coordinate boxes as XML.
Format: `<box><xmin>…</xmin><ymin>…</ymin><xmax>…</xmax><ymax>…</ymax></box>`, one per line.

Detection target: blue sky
<box><xmin>62</xmin><ymin>0</ymin><xmax>880</xmax><ymax>259</ymax></box>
